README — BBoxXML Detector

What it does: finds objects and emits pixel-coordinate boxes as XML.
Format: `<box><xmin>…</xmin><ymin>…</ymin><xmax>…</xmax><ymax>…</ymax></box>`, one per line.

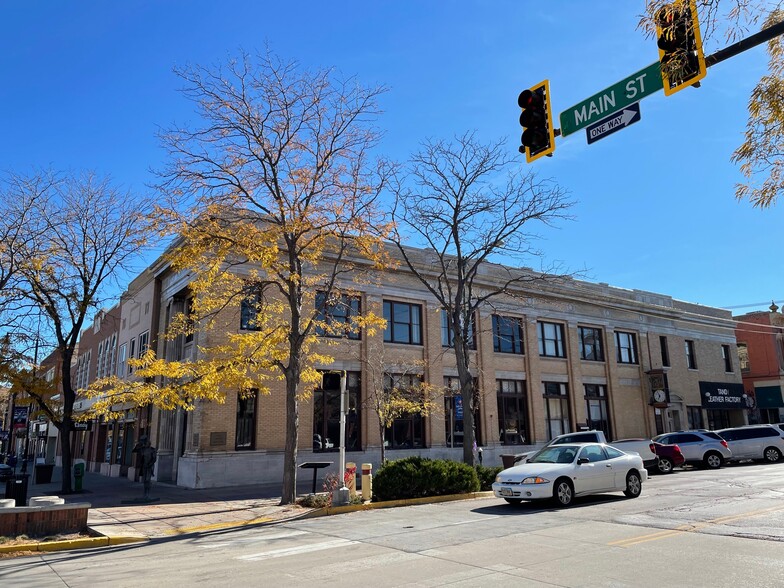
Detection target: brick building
<box><xmin>734</xmin><ymin>303</ymin><xmax>784</xmax><ymax>423</ymax></box>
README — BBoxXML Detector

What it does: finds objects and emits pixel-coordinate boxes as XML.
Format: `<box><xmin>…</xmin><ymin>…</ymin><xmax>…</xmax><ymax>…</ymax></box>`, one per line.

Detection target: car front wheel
<box><xmin>656</xmin><ymin>457</ymin><xmax>673</xmax><ymax>474</ymax></box>
<box><xmin>623</xmin><ymin>471</ymin><xmax>642</xmax><ymax>498</ymax></box>
<box><xmin>703</xmin><ymin>452</ymin><xmax>723</xmax><ymax>469</ymax></box>
<box><xmin>763</xmin><ymin>446</ymin><xmax>781</xmax><ymax>463</ymax></box>
<box><xmin>553</xmin><ymin>479</ymin><xmax>574</xmax><ymax>507</ymax></box>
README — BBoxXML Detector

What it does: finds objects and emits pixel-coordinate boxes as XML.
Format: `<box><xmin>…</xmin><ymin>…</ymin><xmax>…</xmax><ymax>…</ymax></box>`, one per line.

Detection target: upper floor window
<box><xmin>384</xmin><ymin>300</ymin><xmax>422</xmax><ymax>345</ymax></box>
<box><xmin>615</xmin><ymin>331</ymin><xmax>638</xmax><ymax>364</ymax></box>
<box><xmin>492</xmin><ymin>315</ymin><xmax>525</xmax><ymax>354</ymax></box>
<box><xmin>315</xmin><ymin>292</ymin><xmax>361</xmax><ymax>340</ymax></box>
<box><xmin>578</xmin><ymin>326</ymin><xmax>604</xmax><ymax>361</ymax></box>
<box><xmin>240</xmin><ymin>286</ymin><xmax>262</xmax><ymax>331</ymax></box>
<box><xmin>685</xmin><ymin>339</ymin><xmax>697</xmax><ymax>369</ymax></box>
<box><xmin>117</xmin><ymin>343</ymin><xmax>127</xmax><ymax>378</ymax></box>
<box><xmin>128</xmin><ymin>338</ymin><xmax>136</xmax><ymax>374</ymax></box>
<box><xmin>138</xmin><ymin>331</ymin><xmax>150</xmax><ymax>358</ymax></box>
<box><xmin>538</xmin><ymin>321</ymin><xmax>566</xmax><ymax>358</ymax></box>
<box><xmin>660</xmin><ymin>336</ymin><xmax>670</xmax><ymax>367</ymax></box>
<box><xmin>721</xmin><ymin>344</ymin><xmax>733</xmax><ymax>372</ymax></box>
<box><xmin>737</xmin><ymin>342</ymin><xmax>750</xmax><ymax>373</ymax></box>
<box><xmin>184</xmin><ymin>298</ymin><xmax>195</xmax><ymax>343</ymax></box>
<box><xmin>441</xmin><ymin>311</ymin><xmax>476</xmax><ymax>349</ymax></box>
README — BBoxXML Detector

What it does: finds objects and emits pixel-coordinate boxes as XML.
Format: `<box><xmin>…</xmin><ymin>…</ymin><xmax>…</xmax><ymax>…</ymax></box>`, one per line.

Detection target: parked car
<box><xmin>651</xmin><ymin>441</ymin><xmax>685</xmax><ymax>474</ymax></box>
<box><xmin>493</xmin><ymin>442</ymin><xmax>648</xmax><ymax>507</ymax></box>
<box><xmin>513</xmin><ymin>431</ymin><xmax>658</xmax><ymax>471</ymax></box>
<box><xmin>717</xmin><ymin>425</ymin><xmax>784</xmax><ymax>463</ymax></box>
<box><xmin>652</xmin><ymin>430</ymin><xmax>732</xmax><ymax>469</ymax></box>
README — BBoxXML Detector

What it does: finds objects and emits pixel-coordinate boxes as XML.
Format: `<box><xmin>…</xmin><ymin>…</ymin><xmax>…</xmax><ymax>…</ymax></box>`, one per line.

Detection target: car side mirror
<box><xmin>577</xmin><ymin>457</ymin><xmax>589</xmax><ymax>465</ymax></box>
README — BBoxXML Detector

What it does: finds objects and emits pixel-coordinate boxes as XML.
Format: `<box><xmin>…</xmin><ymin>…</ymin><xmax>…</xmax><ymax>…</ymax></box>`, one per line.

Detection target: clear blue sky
<box><xmin>2</xmin><ymin>1</ymin><xmax>782</xmax><ymax>313</ymax></box>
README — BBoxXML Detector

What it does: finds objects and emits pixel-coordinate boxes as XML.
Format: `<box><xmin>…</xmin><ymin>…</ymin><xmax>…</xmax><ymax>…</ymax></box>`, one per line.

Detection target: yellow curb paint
<box><xmin>36</xmin><ymin>538</ymin><xmax>109</xmax><ymax>552</ymax></box>
<box><xmin>163</xmin><ymin>516</ymin><xmax>273</xmax><ymax>535</ymax></box>
<box><xmin>304</xmin><ymin>491</ymin><xmax>495</xmax><ymax>519</ymax></box>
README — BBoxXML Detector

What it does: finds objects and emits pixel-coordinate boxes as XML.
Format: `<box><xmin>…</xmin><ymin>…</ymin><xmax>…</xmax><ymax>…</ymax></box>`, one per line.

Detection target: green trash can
<box><xmin>73</xmin><ymin>462</ymin><xmax>85</xmax><ymax>491</ymax></box>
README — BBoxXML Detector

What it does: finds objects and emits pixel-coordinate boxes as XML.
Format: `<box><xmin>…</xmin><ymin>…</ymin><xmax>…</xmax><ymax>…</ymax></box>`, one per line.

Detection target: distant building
<box><xmin>734</xmin><ymin>303</ymin><xmax>784</xmax><ymax>423</ymax></box>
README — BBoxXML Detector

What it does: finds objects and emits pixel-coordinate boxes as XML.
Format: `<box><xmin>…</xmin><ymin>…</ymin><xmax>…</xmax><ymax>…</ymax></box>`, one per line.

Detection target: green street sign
<box><xmin>559</xmin><ymin>62</ymin><xmax>663</xmax><ymax>137</ymax></box>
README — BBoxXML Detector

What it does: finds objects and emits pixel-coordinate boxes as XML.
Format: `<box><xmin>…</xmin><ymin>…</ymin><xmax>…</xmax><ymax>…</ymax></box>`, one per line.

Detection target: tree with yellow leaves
<box><xmin>92</xmin><ymin>51</ymin><xmax>392</xmax><ymax>505</ymax></box>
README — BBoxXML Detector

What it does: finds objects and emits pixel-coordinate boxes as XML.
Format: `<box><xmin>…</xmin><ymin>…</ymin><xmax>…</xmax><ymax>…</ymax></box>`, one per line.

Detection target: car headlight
<box><xmin>521</xmin><ymin>476</ymin><xmax>549</xmax><ymax>485</ymax></box>
<box><xmin>495</xmin><ymin>474</ymin><xmax>502</xmax><ymax>483</ymax></box>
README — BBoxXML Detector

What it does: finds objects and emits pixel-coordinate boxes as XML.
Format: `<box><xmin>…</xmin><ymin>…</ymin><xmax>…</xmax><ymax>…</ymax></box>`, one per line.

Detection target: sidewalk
<box><xmin>4</xmin><ymin>466</ymin><xmax>315</xmax><ymax>541</ymax></box>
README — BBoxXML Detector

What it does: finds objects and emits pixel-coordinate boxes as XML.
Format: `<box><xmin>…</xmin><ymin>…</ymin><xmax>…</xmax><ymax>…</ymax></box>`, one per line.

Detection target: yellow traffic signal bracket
<box><xmin>521</xmin><ymin>80</ymin><xmax>556</xmax><ymax>163</ymax></box>
<box><xmin>656</xmin><ymin>0</ymin><xmax>706</xmax><ymax>96</ymax></box>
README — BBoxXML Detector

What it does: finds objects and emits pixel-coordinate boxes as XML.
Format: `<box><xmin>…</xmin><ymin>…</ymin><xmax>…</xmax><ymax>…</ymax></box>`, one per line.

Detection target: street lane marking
<box><xmin>197</xmin><ymin>530</ymin><xmax>308</xmax><ymax>548</ymax></box>
<box><xmin>164</xmin><ymin>516</ymin><xmax>273</xmax><ymax>535</ymax></box>
<box><xmin>449</xmin><ymin>516</ymin><xmax>501</xmax><ymax>525</ymax></box>
<box><xmin>610</xmin><ymin>504</ymin><xmax>784</xmax><ymax>547</ymax></box>
<box><xmin>237</xmin><ymin>538</ymin><xmax>359</xmax><ymax>561</ymax></box>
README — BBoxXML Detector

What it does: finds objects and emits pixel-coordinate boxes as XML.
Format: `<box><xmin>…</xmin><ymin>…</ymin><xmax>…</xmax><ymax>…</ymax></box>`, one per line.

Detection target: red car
<box><xmin>652</xmin><ymin>442</ymin><xmax>686</xmax><ymax>474</ymax></box>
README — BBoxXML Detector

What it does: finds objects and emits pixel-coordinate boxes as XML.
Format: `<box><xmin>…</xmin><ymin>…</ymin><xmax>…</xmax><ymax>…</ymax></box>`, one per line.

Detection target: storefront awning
<box><xmin>755</xmin><ymin>385</ymin><xmax>784</xmax><ymax>409</ymax></box>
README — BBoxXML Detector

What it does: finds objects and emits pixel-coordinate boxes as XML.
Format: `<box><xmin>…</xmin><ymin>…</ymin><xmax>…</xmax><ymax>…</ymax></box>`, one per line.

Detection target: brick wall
<box><xmin>0</xmin><ymin>503</ymin><xmax>90</xmax><ymax>537</ymax></box>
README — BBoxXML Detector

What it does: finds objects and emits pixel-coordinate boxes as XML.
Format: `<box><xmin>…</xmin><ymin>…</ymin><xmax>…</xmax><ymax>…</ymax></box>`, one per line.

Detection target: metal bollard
<box><xmin>361</xmin><ymin>462</ymin><xmax>372</xmax><ymax>501</ymax></box>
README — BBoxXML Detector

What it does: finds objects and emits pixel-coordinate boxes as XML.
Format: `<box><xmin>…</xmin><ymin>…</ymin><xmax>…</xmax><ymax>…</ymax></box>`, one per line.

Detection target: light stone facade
<box><xmin>142</xmin><ymin>248</ymin><xmax>745</xmax><ymax>489</ymax></box>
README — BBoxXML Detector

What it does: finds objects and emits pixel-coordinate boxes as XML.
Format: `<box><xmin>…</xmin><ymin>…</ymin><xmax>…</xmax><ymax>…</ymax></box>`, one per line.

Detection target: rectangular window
<box><xmin>383</xmin><ymin>301</ymin><xmax>423</xmax><ymax>345</ymax></box>
<box><xmin>138</xmin><ymin>331</ymin><xmax>150</xmax><ymax>357</ymax></box>
<box><xmin>578</xmin><ymin>326</ymin><xmax>604</xmax><ymax>361</ymax></box>
<box><xmin>685</xmin><ymin>340</ymin><xmax>697</xmax><ymax>369</ymax></box>
<box><xmin>383</xmin><ymin>373</ymin><xmax>426</xmax><ymax>449</ymax></box>
<box><xmin>118</xmin><ymin>343</ymin><xmax>127</xmax><ymax>378</ymax></box>
<box><xmin>660</xmin><ymin>336</ymin><xmax>670</xmax><ymax>367</ymax></box>
<box><xmin>313</xmin><ymin>372</ymin><xmax>361</xmax><ymax>452</ymax></box>
<box><xmin>584</xmin><ymin>384</ymin><xmax>611</xmax><ymax>439</ymax></box>
<box><xmin>615</xmin><ymin>331</ymin><xmax>639</xmax><ymax>364</ymax></box>
<box><xmin>235</xmin><ymin>390</ymin><xmax>257</xmax><ymax>450</ymax></box>
<box><xmin>492</xmin><ymin>315</ymin><xmax>525</xmax><ymax>354</ymax></box>
<box><xmin>737</xmin><ymin>342</ymin><xmax>750</xmax><ymax>373</ymax></box>
<box><xmin>686</xmin><ymin>406</ymin><xmax>704</xmax><ymax>430</ymax></box>
<box><xmin>240</xmin><ymin>290</ymin><xmax>262</xmax><ymax>331</ymax></box>
<box><xmin>128</xmin><ymin>338</ymin><xmax>136</xmax><ymax>374</ymax></box>
<box><xmin>443</xmin><ymin>377</ymin><xmax>481</xmax><ymax>447</ymax></box>
<box><xmin>497</xmin><ymin>379</ymin><xmax>528</xmax><ymax>445</ymax></box>
<box><xmin>721</xmin><ymin>344</ymin><xmax>732</xmax><ymax>372</ymax></box>
<box><xmin>543</xmin><ymin>382</ymin><xmax>571</xmax><ymax>440</ymax></box>
<box><xmin>538</xmin><ymin>321</ymin><xmax>566</xmax><ymax>358</ymax></box>
<box><xmin>441</xmin><ymin>312</ymin><xmax>476</xmax><ymax>349</ymax></box>
<box><xmin>315</xmin><ymin>292</ymin><xmax>361</xmax><ymax>339</ymax></box>
<box><xmin>707</xmin><ymin>408</ymin><xmax>730</xmax><ymax>430</ymax></box>
<box><xmin>184</xmin><ymin>298</ymin><xmax>194</xmax><ymax>343</ymax></box>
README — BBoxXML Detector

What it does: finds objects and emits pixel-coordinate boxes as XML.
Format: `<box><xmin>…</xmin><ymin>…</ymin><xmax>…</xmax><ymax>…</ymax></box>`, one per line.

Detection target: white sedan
<box><xmin>492</xmin><ymin>443</ymin><xmax>648</xmax><ymax>507</ymax></box>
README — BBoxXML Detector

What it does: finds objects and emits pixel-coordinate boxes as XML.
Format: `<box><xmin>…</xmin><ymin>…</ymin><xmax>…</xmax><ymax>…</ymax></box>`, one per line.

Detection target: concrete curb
<box><xmin>0</xmin><ymin>535</ymin><xmax>147</xmax><ymax>554</ymax></box>
<box><xmin>303</xmin><ymin>490</ymin><xmax>495</xmax><ymax>518</ymax></box>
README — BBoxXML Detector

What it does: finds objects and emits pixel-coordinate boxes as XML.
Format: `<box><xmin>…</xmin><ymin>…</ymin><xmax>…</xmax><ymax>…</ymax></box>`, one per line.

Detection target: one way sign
<box><xmin>585</xmin><ymin>103</ymin><xmax>641</xmax><ymax>145</ymax></box>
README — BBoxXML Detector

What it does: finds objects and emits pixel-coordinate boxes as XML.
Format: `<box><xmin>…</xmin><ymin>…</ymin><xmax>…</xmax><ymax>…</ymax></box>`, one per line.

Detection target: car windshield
<box><xmin>529</xmin><ymin>445</ymin><xmax>578</xmax><ymax>464</ymax></box>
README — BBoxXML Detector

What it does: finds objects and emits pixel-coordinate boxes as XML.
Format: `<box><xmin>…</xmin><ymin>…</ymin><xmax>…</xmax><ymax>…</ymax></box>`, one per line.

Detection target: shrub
<box><xmin>372</xmin><ymin>456</ymin><xmax>480</xmax><ymax>502</ymax></box>
<box><xmin>475</xmin><ymin>465</ymin><xmax>502</xmax><ymax>491</ymax></box>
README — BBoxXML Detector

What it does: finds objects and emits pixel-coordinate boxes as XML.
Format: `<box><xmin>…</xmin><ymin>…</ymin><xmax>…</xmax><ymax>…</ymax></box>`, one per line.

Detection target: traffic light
<box><xmin>655</xmin><ymin>0</ymin><xmax>706</xmax><ymax>96</ymax></box>
<box><xmin>517</xmin><ymin>80</ymin><xmax>555</xmax><ymax>163</ymax></box>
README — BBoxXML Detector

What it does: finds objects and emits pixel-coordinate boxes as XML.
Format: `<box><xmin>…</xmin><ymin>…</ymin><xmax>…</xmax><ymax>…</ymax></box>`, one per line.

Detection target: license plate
<box><xmin>500</xmin><ymin>487</ymin><xmax>513</xmax><ymax>497</ymax></box>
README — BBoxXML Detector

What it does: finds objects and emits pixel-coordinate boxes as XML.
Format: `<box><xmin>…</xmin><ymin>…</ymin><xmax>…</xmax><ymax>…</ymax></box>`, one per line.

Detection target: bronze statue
<box><xmin>132</xmin><ymin>436</ymin><xmax>157</xmax><ymax>500</ymax></box>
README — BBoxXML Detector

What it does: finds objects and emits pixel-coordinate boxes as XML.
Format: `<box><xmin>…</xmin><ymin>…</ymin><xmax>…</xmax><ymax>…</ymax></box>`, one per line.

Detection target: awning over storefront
<box><xmin>699</xmin><ymin>381</ymin><xmax>746</xmax><ymax>409</ymax></box>
<box><xmin>755</xmin><ymin>385</ymin><xmax>784</xmax><ymax>409</ymax></box>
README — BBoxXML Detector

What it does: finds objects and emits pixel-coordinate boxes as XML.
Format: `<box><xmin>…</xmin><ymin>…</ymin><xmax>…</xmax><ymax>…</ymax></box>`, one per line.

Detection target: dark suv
<box><xmin>653</xmin><ymin>430</ymin><xmax>732</xmax><ymax>469</ymax></box>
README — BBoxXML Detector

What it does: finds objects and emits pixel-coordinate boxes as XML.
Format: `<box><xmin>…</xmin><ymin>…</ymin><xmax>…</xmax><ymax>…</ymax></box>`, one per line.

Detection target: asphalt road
<box><xmin>4</xmin><ymin>461</ymin><xmax>784</xmax><ymax>587</ymax></box>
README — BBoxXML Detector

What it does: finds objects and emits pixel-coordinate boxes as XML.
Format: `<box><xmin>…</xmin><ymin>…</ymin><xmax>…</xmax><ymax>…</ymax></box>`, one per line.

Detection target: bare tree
<box><xmin>154</xmin><ymin>50</ymin><xmax>392</xmax><ymax>505</ymax></box>
<box><xmin>389</xmin><ymin>132</ymin><xmax>573</xmax><ymax>465</ymax></box>
<box><xmin>3</xmin><ymin>170</ymin><xmax>154</xmax><ymax>494</ymax></box>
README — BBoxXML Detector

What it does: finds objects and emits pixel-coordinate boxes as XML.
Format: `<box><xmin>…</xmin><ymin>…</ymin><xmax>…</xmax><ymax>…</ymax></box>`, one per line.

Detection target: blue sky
<box><xmin>2</xmin><ymin>1</ymin><xmax>782</xmax><ymax>313</ymax></box>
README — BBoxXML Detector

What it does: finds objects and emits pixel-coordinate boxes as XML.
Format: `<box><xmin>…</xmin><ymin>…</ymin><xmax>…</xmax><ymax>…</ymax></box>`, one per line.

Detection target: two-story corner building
<box><xmin>734</xmin><ymin>303</ymin><xmax>784</xmax><ymax>423</ymax></box>
<box><xmin>137</xmin><ymin>245</ymin><xmax>746</xmax><ymax>489</ymax></box>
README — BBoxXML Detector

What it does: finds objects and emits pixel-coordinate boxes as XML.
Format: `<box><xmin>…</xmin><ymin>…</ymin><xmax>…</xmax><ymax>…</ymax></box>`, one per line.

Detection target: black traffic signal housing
<box><xmin>655</xmin><ymin>0</ymin><xmax>706</xmax><ymax>96</ymax></box>
<box><xmin>518</xmin><ymin>80</ymin><xmax>555</xmax><ymax>163</ymax></box>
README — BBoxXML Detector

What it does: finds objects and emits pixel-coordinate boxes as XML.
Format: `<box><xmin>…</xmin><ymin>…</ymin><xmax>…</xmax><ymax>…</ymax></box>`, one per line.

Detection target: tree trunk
<box><xmin>59</xmin><ymin>347</ymin><xmax>76</xmax><ymax>494</ymax></box>
<box><xmin>279</xmin><ymin>368</ymin><xmax>300</xmax><ymax>505</ymax></box>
